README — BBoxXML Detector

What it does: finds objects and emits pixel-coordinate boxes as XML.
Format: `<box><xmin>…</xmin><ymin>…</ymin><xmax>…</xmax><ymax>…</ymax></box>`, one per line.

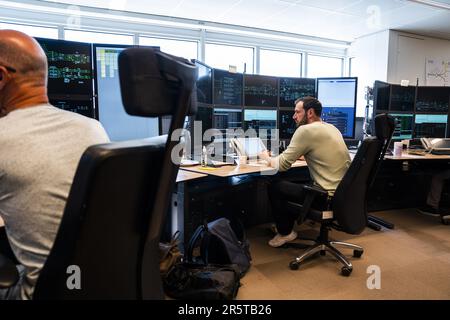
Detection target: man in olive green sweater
<box><xmin>259</xmin><ymin>96</ymin><xmax>350</xmax><ymax>247</ymax></box>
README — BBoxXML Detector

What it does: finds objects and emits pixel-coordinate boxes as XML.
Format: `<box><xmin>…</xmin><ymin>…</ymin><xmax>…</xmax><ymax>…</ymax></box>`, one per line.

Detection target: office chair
<box><xmin>287</xmin><ymin>114</ymin><xmax>395</xmax><ymax>276</ymax></box>
<box><xmin>0</xmin><ymin>48</ymin><xmax>197</xmax><ymax>299</ymax></box>
<box><xmin>366</xmin><ymin>113</ymin><xmax>397</xmax><ymax>231</ymax></box>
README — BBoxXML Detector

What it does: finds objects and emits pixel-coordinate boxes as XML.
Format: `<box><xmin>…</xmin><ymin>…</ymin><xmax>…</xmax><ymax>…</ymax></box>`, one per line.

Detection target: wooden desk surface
<box><xmin>176</xmin><ymin>169</ymin><xmax>208</xmax><ymax>183</ymax></box>
<box><xmin>182</xmin><ymin>160</ymin><xmax>307</xmax><ymax>178</ymax></box>
<box><xmin>385</xmin><ymin>151</ymin><xmax>450</xmax><ymax>161</ymax></box>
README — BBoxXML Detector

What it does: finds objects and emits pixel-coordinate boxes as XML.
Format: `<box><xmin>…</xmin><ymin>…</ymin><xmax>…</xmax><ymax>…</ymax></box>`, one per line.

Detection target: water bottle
<box><xmin>201</xmin><ymin>146</ymin><xmax>207</xmax><ymax>167</ymax></box>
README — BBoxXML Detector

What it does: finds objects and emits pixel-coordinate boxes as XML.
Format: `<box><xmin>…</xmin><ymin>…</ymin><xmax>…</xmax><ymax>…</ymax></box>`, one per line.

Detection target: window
<box><xmin>260</xmin><ymin>49</ymin><xmax>301</xmax><ymax>77</ymax></box>
<box><xmin>139</xmin><ymin>37</ymin><xmax>198</xmax><ymax>60</ymax></box>
<box><xmin>0</xmin><ymin>23</ymin><xmax>58</xmax><ymax>39</ymax></box>
<box><xmin>307</xmin><ymin>55</ymin><xmax>343</xmax><ymax>78</ymax></box>
<box><xmin>64</xmin><ymin>29</ymin><xmax>133</xmax><ymax>45</ymax></box>
<box><xmin>349</xmin><ymin>57</ymin><xmax>357</xmax><ymax>77</ymax></box>
<box><xmin>205</xmin><ymin>43</ymin><xmax>254</xmax><ymax>73</ymax></box>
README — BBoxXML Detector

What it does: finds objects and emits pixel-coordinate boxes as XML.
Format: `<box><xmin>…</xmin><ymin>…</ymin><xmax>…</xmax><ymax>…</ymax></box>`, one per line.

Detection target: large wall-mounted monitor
<box><xmin>243</xmin><ymin>109</ymin><xmax>277</xmax><ymax>133</ymax></box>
<box><xmin>193</xmin><ymin>60</ymin><xmax>213</xmax><ymax>105</ymax></box>
<box><xmin>390</xmin><ymin>113</ymin><xmax>414</xmax><ymax>140</ymax></box>
<box><xmin>49</xmin><ymin>97</ymin><xmax>95</xmax><ymax>119</ymax></box>
<box><xmin>213</xmin><ymin>69</ymin><xmax>243</xmax><ymax>106</ymax></box>
<box><xmin>413</xmin><ymin>114</ymin><xmax>448</xmax><ymax>138</ymax></box>
<box><xmin>279</xmin><ymin>110</ymin><xmax>296</xmax><ymax>140</ymax></box>
<box><xmin>37</xmin><ymin>38</ymin><xmax>93</xmax><ymax>96</ymax></box>
<box><xmin>160</xmin><ymin>115</ymin><xmax>191</xmax><ymax>135</ymax></box>
<box><xmin>244</xmin><ymin>74</ymin><xmax>278</xmax><ymax>107</ymax></box>
<box><xmin>213</xmin><ymin>108</ymin><xmax>242</xmax><ymax>131</ymax></box>
<box><xmin>416</xmin><ymin>87</ymin><xmax>450</xmax><ymax>113</ymax></box>
<box><xmin>279</xmin><ymin>77</ymin><xmax>316</xmax><ymax>108</ymax></box>
<box><xmin>373</xmin><ymin>80</ymin><xmax>390</xmax><ymax>112</ymax></box>
<box><xmin>317</xmin><ymin>77</ymin><xmax>357</xmax><ymax>139</ymax></box>
<box><xmin>194</xmin><ymin>106</ymin><xmax>213</xmax><ymax>133</ymax></box>
<box><xmin>94</xmin><ymin>44</ymin><xmax>159</xmax><ymax>141</ymax></box>
<box><xmin>389</xmin><ymin>85</ymin><xmax>415</xmax><ymax>112</ymax></box>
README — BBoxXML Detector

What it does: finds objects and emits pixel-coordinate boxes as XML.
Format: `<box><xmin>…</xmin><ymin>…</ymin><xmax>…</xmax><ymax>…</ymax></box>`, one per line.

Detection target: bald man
<box><xmin>0</xmin><ymin>30</ymin><xmax>110</xmax><ymax>300</ymax></box>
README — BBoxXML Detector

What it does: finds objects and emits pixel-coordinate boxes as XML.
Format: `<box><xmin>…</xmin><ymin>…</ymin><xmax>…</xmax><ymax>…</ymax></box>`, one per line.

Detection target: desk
<box><xmin>172</xmin><ymin>160</ymin><xmax>310</xmax><ymax>245</ymax></box>
<box><xmin>385</xmin><ymin>151</ymin><xmax>450</xmax><ymax>161</ymax></box>
<box><xmin>173</xmin><ymin>150</ymin><xmax>450</xmax><ymax>243</ymax></box>
<box><xmin>368</xmin><ymin>150</ymin><xmax>450</xmax><ymax>212</ymax></box>
<box><xmin>176</xmin><ymin>169</ymin><xmax>208</xmax><ymax>183</ymax></box>
<box><xmin>182</xmin><ymin>160</ymin><xmax>307</xmax><ymax>178</ymax></box>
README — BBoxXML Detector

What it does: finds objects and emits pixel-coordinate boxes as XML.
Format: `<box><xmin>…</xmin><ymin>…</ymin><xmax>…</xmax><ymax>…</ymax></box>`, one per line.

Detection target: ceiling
<box><xmin>39</xmin><ymin>0</ymin><xmax>450</xmax><ymax>41</ymax></box>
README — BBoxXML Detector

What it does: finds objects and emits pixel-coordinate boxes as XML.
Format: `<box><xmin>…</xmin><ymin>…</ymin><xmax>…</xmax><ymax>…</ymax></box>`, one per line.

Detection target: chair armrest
<box><xmin>296</xmin><ymin>185</ymin><xmax>330</xmax><ymax>224</ymax></box>
<box><xmin>303</xmin><ymin>184</ymin><xmax>328</xmax><ymax>197</ymax></box>
<box><xmin>0</xmin><ymin>254</ymin><xmax>19</xmax><ymax>289</ymax></box>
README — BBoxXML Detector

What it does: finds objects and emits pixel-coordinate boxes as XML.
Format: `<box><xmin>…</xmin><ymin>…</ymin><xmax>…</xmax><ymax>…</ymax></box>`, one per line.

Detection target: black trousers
<box><xmin>0</xmin><ymin>227</ymin><xmax>17</xmax><ymax>263</ymax></box>
<box><xmin>268</xmin><ymin>179</ymin><xmax>307</xmax><ymax>235</ymax></box>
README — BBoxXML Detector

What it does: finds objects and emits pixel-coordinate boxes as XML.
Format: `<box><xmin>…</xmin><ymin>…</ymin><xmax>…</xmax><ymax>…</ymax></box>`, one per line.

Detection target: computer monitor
<box><xmin>194</xmin><ymin>106</ymin><xmax>213</xmax><ymax>133</ymax></box>
<box><xmin>36</xmin><ymin>38</ymin><xmax>93</xmax><ymax>96</ymax></box>
<box><xmin>317</xmin><ymin>77</ymin><xmax>357</xmax><ymax>138</ymax></box>
<box><xmin>243</xmin><ymin>109</ymin><xmax>277</xmax><ymax>133</ymax></box>
<box><xmin>232</xmin><ymin>137</ymin><xmax>267</xmax><ymax>158</ymax></box>
<box><xmin>244</xmin><ymin>74</ymin><xmax>278</xmax><ymax>107</ymax></box>
<box><xmin>279</xmin><ymin>110</ymin><xmax>296</xmax><ymax>140</ymax></box>
<box><xmin>213</xmin><ymin>69</ymin><xmax>243</xmax><ymax>106</ymax></box>
<box><xmin>49</xmin><ymin>97</ymin><xmax>95</xmax><ymax>119</ymax></box>
<box><xmin>93</xmin><ymin>44</ymin><xmax>159</xmax><ymax>141</ymax></box>
<box><xmin>414</xmin><ymin>114</ymin><xmax>448</xmax><ymax>138</ymax></box>
<box><xmin>159</xmin><ymin>115</ymin><xmax>191</xmax><ymax>135</ymax></box>
<box><xmin>373</xmin><ymin>80</ymin><xmax>390</xmax><ymax>112</ymax></box>
<box><xmin>390</xmin><ymin>113</ymin><xmax>414</xmax><ymax>140</ymax></box>
<box><xmin>213</xmin><ymin>108</ymin><xmax>242</xmax><ymax>131</ymax></box>
<box><xmin>416</xmin><ymin>87</ymin><xmax>450</xmax><ymax>113</ymax></box>
<box><xmin>389</xmin><ymin>84</ymin><xmax>415</xmax><ymax>112</ymax></box>
<box><xmin>279</xmin><ymin>77</ymin><xmax>316</xmax><ymax>108</ymax></box>
<box><xmin>193</xmin><ymin>60</ymin><xmax>212</xmax><ymax>105</ymax></box>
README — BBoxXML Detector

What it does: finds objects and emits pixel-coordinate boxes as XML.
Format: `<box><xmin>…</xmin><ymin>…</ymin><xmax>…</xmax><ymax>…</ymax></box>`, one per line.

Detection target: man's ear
<box><xmin>0</xmin><ymin>68</ymin><xmax>6</xmax><ymax>90</ymax></box>
<box><xmin>0</xmin><ymin>67</ymin><xmax>10</xmax><ymax>91</ymax></box>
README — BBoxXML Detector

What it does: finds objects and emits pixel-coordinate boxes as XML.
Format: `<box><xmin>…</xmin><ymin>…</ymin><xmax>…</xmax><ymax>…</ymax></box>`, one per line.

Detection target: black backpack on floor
<box><xmin>186</xmin><ymin>217</ymin><xmax>252</xmax><ymax>278</ymax></box>
<box><xmin>163</xmin><ymin>262</ymin><xmax>240</xmax><ymax>300</ymax></box>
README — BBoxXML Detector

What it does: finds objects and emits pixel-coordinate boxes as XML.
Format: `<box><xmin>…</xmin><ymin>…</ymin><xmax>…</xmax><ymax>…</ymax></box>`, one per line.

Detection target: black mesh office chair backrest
<box><xmin>33</xmin><ymin>48</ymin><xmax>197</xmax><ymax>299</ymax></box>
<box><xmin>332</xmin><ymin>114</ymin><xmax>395</xmax><ymax>235</ymax></box>
<box><xmin>332</xmin><ymin>138</ymin><xmax>383</xmax><ymax>234</ymax></box>
<box><xmin>333</xmin><ymin>114</ymin><xmax>395</xmax><ymax>234</ymax></box>
<box><xmin>34</xmin><ymin>138</ymin><xmax>166</xmax><ymax>299</ymax></box>
<box><xmin>370</xmin><ymin>113</ymin><xmax>396</xmax><ymax>186</ymax></box>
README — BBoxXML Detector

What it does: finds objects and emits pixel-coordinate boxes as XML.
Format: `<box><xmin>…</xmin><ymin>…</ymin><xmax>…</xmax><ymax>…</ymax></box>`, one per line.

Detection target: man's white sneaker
<box><xmin>268</xmin><ymin>230</ymin><xmax>298</xmax><ymax>247</ymax></box>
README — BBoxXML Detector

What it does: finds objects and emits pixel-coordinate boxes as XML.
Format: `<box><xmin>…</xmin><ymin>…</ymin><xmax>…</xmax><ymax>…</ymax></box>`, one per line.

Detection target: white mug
<box><xmin>393</xmin><ymin>142</ymin><xmax>403</xmax><ymax>157</ymax></box>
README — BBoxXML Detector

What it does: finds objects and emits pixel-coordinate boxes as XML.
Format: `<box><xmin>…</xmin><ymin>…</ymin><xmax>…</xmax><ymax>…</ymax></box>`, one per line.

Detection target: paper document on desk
<box><xmin>407</xmin><ymin>150</ymin><xmax>426</xmax><ymax>156</ymax></box>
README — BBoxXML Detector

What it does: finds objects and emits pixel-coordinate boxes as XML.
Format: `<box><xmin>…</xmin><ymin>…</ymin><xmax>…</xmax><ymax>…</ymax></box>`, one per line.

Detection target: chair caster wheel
<box><xmin>353</xmin><ymin>250</ymin><xmax>364</xmax><ymax>258</ymax></box>
<box><xmin>341</xmin><ymin>267</ymin><xmax>352</xmax><ymax>276</ymax></box>
<box><xmin>289</xmin><ymin>261</ymin><xmax>299</xmax><ymax>270</ymax></box>
<box><xmin>320</xmin><ymin>250</ymin><xmax>326</xmax><ymax>256</ymax></box>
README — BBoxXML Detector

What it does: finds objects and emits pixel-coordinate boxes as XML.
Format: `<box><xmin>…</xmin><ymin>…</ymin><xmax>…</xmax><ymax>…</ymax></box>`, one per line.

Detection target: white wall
<box><xmin>387</xmin><ymin>31</ymin><xmax>450</xmax><ymax>86</ymax></box>
<box><xmin>348</xmin><ymin>30</ymin><xmax>390</xmax><ymax>117</ymax></box>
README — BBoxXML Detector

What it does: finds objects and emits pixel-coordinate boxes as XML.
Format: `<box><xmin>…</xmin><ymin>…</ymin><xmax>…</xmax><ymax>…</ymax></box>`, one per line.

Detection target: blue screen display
<box><xmin>317</xmin><ymin>78</ymin><xmax>357</xmax><ymax>138</ymax></box>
